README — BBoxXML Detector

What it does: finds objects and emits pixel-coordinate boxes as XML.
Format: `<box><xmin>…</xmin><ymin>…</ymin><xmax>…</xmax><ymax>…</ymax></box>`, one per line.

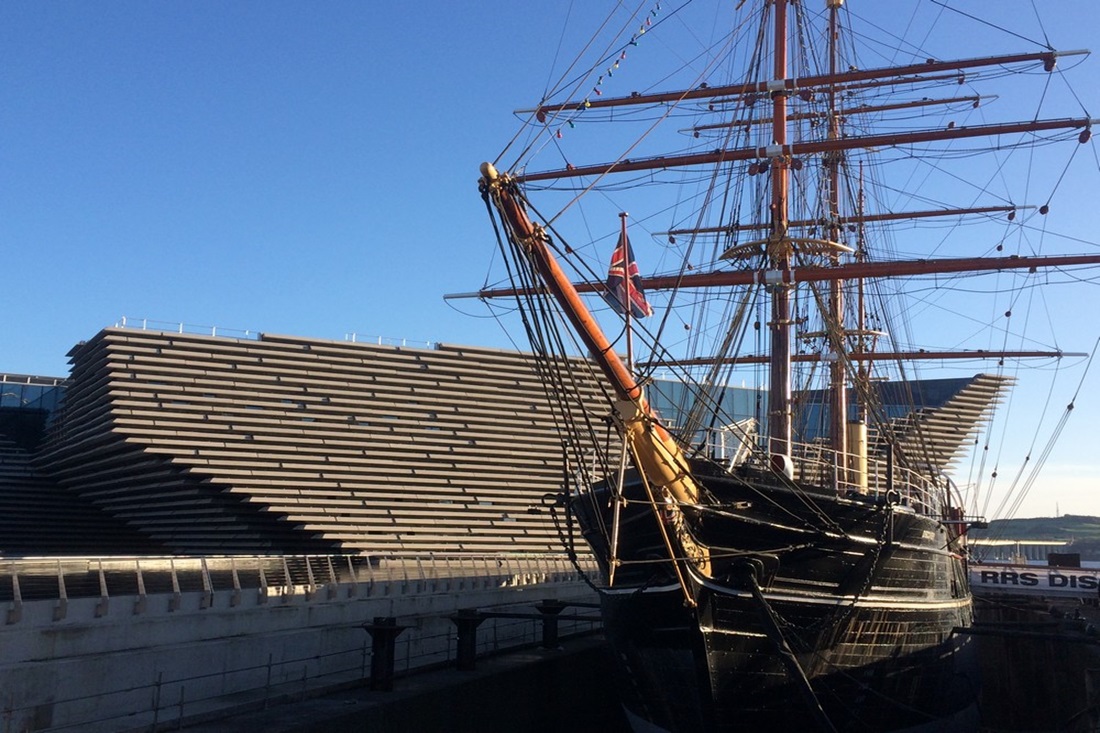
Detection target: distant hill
<box><xmin>969</xmin><ymin>515</ymin><xmax>1100</xmax><ymax>542</ymax></box>
<box><xmin>969</xmin><ymin>515</ymin><xmax>1100</xmax><ymax>561</ymax></box>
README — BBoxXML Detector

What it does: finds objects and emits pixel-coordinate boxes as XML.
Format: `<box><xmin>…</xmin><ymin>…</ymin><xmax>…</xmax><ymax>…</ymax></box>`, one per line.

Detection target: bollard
<box><xmin>363</xmin><ymin>617</ymin><xmax>409</xmax><ymax>691</ymax></box>
<box><xmin>537</xmin><ymin>599</ymin><xmax>566</xmax><ymax>649</ymax></box>
<box><xmin>452</xmin><ymin>609</ymin><xmax>486</xmax><ymax>671</ymax></box>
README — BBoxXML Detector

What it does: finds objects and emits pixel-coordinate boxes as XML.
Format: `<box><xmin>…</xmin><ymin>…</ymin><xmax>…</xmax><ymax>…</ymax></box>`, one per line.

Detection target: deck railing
<box><xmin>703</xmin><ymin>427</ymin><xmax>944</xmax><ymax>514</ymax></box>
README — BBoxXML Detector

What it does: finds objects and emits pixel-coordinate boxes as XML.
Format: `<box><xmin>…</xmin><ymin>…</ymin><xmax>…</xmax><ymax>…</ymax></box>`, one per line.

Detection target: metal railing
<box><xmin>343</xmin><ymin>333</ymin><xmax>436</xmax><ymax>349</ymax></box>
<box><xmin>0</xmin><ymin>554</ymin><xmax>598</xmax><ymax>611</ymax></box>
<box><xmin>0</xmin><ymin>553</ymin><xmax>596</xmax><ymax>610</ymax></box>
<box><xmin>702</xmin><ymin>427</ymin><xmax>944</xmax><ymax>514</ymax></box>
<box><xmin>114</xmin><ymin>316</ymin><xmax>262</xmax><ymax>341</ymax></box>
<box><xmin>0</xmin><ymin>375</ymin><xmax>65</xmax><ymax>387</ymax></box>
<box><xmin>112</xmin><ymin>316</ymin><xmax>435</xmax><ymax>351</ymax></box>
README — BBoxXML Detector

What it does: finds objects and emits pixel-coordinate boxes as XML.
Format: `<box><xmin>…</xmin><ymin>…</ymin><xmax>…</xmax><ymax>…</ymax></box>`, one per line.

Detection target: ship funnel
<box><xmin>846</xmin><ymin>421</ymin><xmax>869</xmax><ymax>494</ymax></box>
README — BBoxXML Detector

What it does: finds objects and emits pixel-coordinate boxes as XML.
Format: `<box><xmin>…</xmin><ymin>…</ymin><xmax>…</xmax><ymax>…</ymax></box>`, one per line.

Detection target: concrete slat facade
<box><xmin>34</xmin><ymin>328</ymin><xmax>614</xmax><ymax>556</ymax></box>
<box><xmin>6</xmin><ymin>326</ymin><xmax>1005</xmax><ymax>558</ymax></box>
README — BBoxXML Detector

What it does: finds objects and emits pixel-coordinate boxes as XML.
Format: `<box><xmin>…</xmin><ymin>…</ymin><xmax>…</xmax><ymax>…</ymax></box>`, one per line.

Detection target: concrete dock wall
<box><xmin>0</xmin><ymin>555</ymin><xmax>600</xmax><ymax>732</ymax></box>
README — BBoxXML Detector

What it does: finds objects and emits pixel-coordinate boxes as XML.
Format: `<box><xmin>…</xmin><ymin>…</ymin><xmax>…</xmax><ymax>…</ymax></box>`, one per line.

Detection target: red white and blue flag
<box><xmin>605</xmin><ymin>229</ymin><xmax>653</xmax><ymax>318</ymax></box>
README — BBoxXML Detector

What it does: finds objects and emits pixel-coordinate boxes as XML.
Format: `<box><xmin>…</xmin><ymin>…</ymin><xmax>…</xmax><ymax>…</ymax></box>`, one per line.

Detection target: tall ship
<box><xmin>468</xmin><ymin>2</ymin><xmax>1098</xmax><ymax>730</ymax></box>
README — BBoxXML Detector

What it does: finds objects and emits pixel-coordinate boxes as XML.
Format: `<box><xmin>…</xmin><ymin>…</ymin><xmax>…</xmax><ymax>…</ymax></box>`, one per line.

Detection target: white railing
<box><xmin>794</xmin><ymin>444</ymin><xmax>940</xmax><ymax>512</ymax></box>
<box><xmin>114</xmin><ymin>316</ymin><xmax>262</xmax><ymax>341</ymax></box>
<box><xmin>706</xmin><ymin>429</ymin><xmax>943</xmax><ymax>514</ymax></box>
<box><xmin>112</xmin><ymin>316</ymin><xmax>435</xmax><ymax>350</ymax></box>
<box><xmin>0</xmin><ymin>553</ymin><xmax>598</xmax><ymax>611</ymax></box>
<box><xmin>0</xmin><ymin>374</ymin><xmax>65</xmax><ymax>387</ymax></box>
<box><xmin>344</xmin><ymin>332</ymin><xmax>436</xmax><ymax>349</ymax></box>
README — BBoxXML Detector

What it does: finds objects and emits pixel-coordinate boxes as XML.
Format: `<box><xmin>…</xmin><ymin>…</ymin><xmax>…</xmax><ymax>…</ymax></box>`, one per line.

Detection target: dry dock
<box><xmin>182</xmin><ymin>634</ymin><xmax>628</xmax><ymax>733</ymax></box>
<box><xmin>180</xmin><ymin>592</ymin><xmax>1100</xmax><ymax>733</ymax></box>
<box><xmin>973</xmin><ymin>593</ymin><xmax>1100</xmax><ymax>732</ymax></box>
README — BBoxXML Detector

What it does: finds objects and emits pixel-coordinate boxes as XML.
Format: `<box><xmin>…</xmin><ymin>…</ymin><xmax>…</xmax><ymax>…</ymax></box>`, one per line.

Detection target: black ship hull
<box><xmin>574</xmin><ymin>462</ymin><xmax>979</xmax><ymax>732</ymax></box>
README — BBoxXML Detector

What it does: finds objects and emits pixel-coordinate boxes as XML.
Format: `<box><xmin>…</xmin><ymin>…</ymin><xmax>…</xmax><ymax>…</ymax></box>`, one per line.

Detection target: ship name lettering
<box><xmin>978</xmin><ymin>570</ymin><xmax>1040</xmax><ymax>586</ymax></box>
<box><xmin>1048</xmin><ymin>573</ymin><xmax>1099</xmax><ymax>589</ymax></box>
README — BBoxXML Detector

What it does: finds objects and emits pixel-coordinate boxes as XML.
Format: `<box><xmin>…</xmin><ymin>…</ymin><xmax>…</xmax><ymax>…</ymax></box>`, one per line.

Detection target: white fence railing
<box><xmin>112</xmin><ymin>316</ymin><xmax>435</xmax><ymax>350</ymax></box>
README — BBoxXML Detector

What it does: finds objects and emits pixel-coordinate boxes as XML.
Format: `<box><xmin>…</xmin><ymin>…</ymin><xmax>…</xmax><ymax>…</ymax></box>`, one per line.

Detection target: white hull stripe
<box><xmin>601</xmin><ymin>581</ymin><xmax>971</xmax><ymax>612</ymax></box>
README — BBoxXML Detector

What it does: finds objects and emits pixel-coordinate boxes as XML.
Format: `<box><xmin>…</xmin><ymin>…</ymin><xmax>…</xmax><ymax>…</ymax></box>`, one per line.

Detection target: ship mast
<box><xmin>464</xmin><ymin>3</ymin><xmax>1100</xmax><ymax>487</ymax></box>
<box><xmin>768</xmin><ymin>0</ymin><xmax>793</xmax><ymax>465</ymax></box>
<box><xmin>825</xmin><ymin>0</ymin><xmax>848</xmax><ymax>482</ymax></box>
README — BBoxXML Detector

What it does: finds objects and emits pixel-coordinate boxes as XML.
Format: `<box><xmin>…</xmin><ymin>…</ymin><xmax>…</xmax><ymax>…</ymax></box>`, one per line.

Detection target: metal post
<box><xmin>230</xmin><ymin>558</ymin><xmax>241</xmax><ymax>607</ymax></box>
<box><xmin>151</xmin><ymin>671</ymin><xmax>163</xmax><ymax>730</ymax></box>
<box><xmin>325</xmin><ymin>556</ymin><xmax>338</xmax><ymax>599</ymax></box>
<box><xmin>264</xmin><ymin>653</ymin><xmax>273</xmax><ymax>709</ymax></box>
<box><xmin>281</xmin><ymin>557</ymin><xmax>293</xmax><ymax>601</ymax></box>
<box><xmin>8</xmin><ymin>572</ymin><xmax>23</xmax><ymax>624</ymax></box>
<box><xmin>885</xmin><ymin>443</ymin><xmax>894</xmax><ymax>497</ymax></box>
<box><xmin>199</xmin><ymin>558</ymin><xmax>212</xmax><ymax>609</ymax></box>
<box><xmin>175</xmin><ymin>685</ymin><xmax>185</xmax><ymax>730</ymax></box>
<box><xmin>135</xmin><ymin>560</ymin><xmax>148</xmax><ymax>614</ymax></box>
<box><xmin>53</xmin><ymin>561</ymin><xmax>67</xmax><ymax>621</ymax></box>
<box><xmin>95</xmin><ymin>560</ymin><xmax>109</xmax><ymax>617</ymax></box>
<box><xmin>304</xmin><ymin>556</ymin><xmax>316</xmax><ymax>600</ymax></box>
<box><xmin>257</xmin><ymin>566</ymin><xmax>269</xmax><ymax>605</ymax></box>
<box><xmin>168</xmin><ymin>559</ymin><xmax>181</xmax><ymax>611</ymax></box>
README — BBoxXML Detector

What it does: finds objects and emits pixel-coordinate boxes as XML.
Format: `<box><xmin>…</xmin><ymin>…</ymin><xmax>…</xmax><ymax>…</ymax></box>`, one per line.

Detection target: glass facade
<box><xmin>648</xmin><ymin>375</ymin><xmax>974</xmax><ymax>448</ymax></box>
<box><xmin>648</xmin><ymin>378</ymin><xmax>762</xmax><ymax>430</ymax></box>
<box><xmin>0</xmin><ymin>375</ymin><xmax>65</xmax><ymax>413</ymax></box>
<box><xmin>0</xmin><ymin>376</ymin><xmax>67</xmax><ymax>449</ymax></box>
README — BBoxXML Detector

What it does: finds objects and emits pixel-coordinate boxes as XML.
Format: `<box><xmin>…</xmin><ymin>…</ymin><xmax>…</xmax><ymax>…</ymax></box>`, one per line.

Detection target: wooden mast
<box><xmin>825</xmin><ymin>0</ymin><xmax>848</xmax><ymax>484</ymax></box>
<box><xmin>768</xmin><ymin>0</ymin><xmax>794</xmax><ymax>466</ymax></box>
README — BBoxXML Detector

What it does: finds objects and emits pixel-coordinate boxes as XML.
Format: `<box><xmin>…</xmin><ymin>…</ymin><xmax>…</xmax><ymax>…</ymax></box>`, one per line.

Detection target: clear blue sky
<box><xmin>2</xmin><ymin>1</ymin><xmax>544</xmax><ymax>374</ymax></box>
<box><xmin>3</xmin><ymin>1</ymin><xmax>1098</xmax><ymax>518</ymax></box>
